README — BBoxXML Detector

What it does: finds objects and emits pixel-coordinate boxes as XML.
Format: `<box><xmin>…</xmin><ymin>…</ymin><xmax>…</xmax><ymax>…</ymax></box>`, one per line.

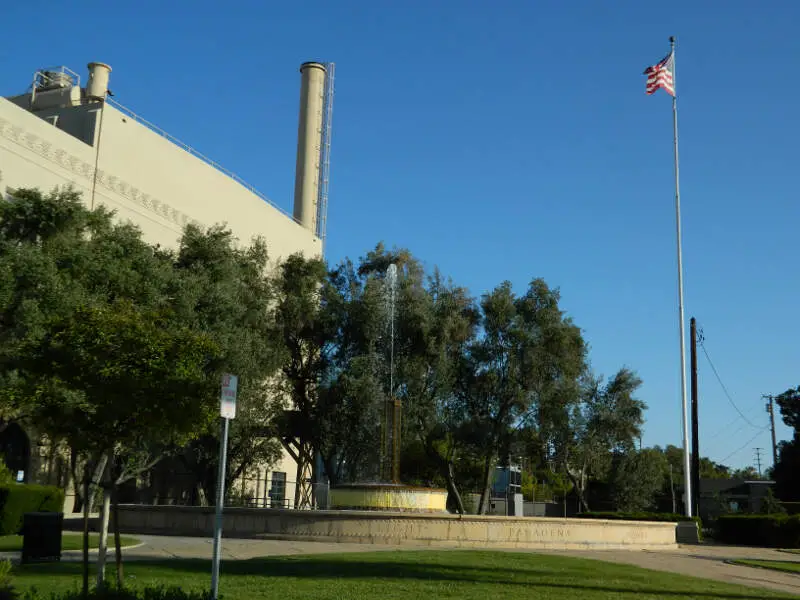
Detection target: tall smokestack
<box><xmin>86</xmin><ymin>62</ymin><xmax>112</xmax><ymax>101</ymax></box>
<box><xmin>293</xmin><ymin>62</ymin><xmax>327</xmax><ymax>233</ymax></box>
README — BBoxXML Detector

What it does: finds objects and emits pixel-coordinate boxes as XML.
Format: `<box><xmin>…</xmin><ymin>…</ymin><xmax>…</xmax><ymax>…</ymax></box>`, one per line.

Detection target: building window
<box><xmin>269</xmin><ymin>472</ymin><xmax>286</xmax><ymax>508</ymax></box>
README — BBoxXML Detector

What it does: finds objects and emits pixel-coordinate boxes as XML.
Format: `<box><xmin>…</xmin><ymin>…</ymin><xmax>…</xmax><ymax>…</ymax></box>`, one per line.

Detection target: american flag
<box><xmin>644</xmin><ymin>52</ymin><xmax>675</xmax><ymax>96</ymax></box>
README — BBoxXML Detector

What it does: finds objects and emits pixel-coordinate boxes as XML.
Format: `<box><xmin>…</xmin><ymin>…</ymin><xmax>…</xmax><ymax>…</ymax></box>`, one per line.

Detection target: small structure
<box><xmin>678</xmin><ymin>478</ymin><xmax>775</xmax><ymax>521</ymax></box>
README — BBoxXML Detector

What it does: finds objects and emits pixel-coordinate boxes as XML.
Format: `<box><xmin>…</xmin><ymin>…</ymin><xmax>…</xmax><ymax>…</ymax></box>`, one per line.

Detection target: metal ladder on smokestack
<box><xmin>316</xmin><ymin>62</ymin><xmax>335</xmax><ymax>249</ymax></box>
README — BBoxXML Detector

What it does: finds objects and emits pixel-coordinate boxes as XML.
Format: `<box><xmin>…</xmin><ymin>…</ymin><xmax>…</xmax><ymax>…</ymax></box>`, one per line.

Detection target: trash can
<box><xmin>21</xmin><ymin>512</ymin><xmax>63</xmax><ymax>564</ymax></box>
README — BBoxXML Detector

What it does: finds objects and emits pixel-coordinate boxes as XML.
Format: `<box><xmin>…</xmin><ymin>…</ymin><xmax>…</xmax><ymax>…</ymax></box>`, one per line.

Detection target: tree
<box><xmin>562</xmin><ymin>368</ymin><xmax>646</xmax><ymax>512</ymax></box>
<box><xmin>463</xmin><ymin>279</ymin><xmax>586</xmax><ymax>514</ymax></box>
<box><xmin>773</xmin><ymin>438</ymin><xmax>800</xmax><ymax>501</ymax></box>
<box><xmin>775</xmin><ymin>386</ymin><xmax>800</xmax><ymax>431</ymax></box>
<box><xmin>398</xmin><ymin>268</ymin><xmax>479</xmax><ymax>513</ymax></box>
<box><xmin>611</xmin><ymin>448</ymin><xmax>668</xmax><ymax>512</ymax></box>
<box><xmin>25</xmin><ymin>301</ymin><xmax>218</xmax><ymax>586</ymax></box>
<box><xmin>759</xmin><ymin>487</ymin><xmax>786</xmax><ymax>515</ymax></box>
<box><xmin>0</xmin><ymin>190</ymin><xmax>268</xmax><ymax>587</ymax></box>
<box><xmin>730</xmin><ymin>466</ymin><xmax>762</xmax><ymax>480</ymax></box>
<box><xmin>270</xmin><ymin>252</ymin><xmax>344</xmax><ymax>498</ymax></box>
<box><xmin>772</xmin><ymin>386</ymin><xmax>800</xmax><ymax>501</ymax></box>
<box><xmin>168</xmin><ymin>225</ymin><xmax>285</xmax><ymax>505</ymax></box>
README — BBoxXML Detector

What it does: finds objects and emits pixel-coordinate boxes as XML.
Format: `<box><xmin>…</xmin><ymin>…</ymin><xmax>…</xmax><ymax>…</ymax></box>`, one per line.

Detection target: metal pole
<box><xmin>90</xmin><ymin>100</ymin><xmax>106</xmax><ymax>211</ymax></box>
<box><xmin>211</xmin><ymin>417</ymin><xmax>230</xmax><ymax>600</ymax></box>
<box><xmin>690</xmin><ymin>317</ymin><xmax>700</xmax><ymax>518</ymax></box>
<box><xmin>766</xmin><ymin>395</ymin><xmax>779</xmax><ymax>467</ymax></box>
<box><xmin>670</xmin><ymin>35</ymin><xmax>693</xmax><ymax>517</ymax></box>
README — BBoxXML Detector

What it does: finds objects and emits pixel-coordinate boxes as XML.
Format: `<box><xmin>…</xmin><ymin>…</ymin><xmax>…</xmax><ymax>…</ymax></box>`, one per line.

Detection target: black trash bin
<box><xmin>21</xmin><ymin>512</ymin><xmax>63</xmax><ymax>564</ymax></box>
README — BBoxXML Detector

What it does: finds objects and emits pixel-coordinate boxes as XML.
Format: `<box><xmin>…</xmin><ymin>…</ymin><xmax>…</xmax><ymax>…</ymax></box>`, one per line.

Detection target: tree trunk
<box><xmin>477</xmin><ymin>451</ymin><xmax>495</xmax><ymax>515</ymax></box>
<box><xmin>444</xmin><ymin>462</ymin><xmax>465</xmax><ymax>515</ymax></box>
<box><xmin>420</xmin><ymin>433</ymin><xmax>465</xmax><ymax>515</ymax></box>
<box><xmin>112</xmin><ymin>487</ymin><xmax>124</xmax><ymax>588</ymax></box>
<box><xmin>94</xmin><ymin>453</ymin><xmax>112</xmax><ymax>589</ymax></box>
<box><xmin>195</xmin><ymin>482</ymin><xmax>208</xmax><ymax>507</ymax></box>
<box><xmin>82</xmin><ymin>464</ymin><xmax>90</xmax><ymax>598</ymax></box>
<box><xmin>70</xmin><ymin>449</ymin><xmax>84</xmax><ymax>514</ymax></box>
<box><xmin>95</xmin><ymin>487</ymin><xmax>111</xmax><ymax>588</ymax></box>
<box><xmin>567</xmin><ymin>469</ymin><xmax>590</xmax><ymax>513</ymax></box>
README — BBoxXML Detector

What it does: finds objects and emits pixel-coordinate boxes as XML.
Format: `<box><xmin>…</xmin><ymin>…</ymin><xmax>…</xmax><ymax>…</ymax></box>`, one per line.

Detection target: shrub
<box><xmin>0</xmin><ymin>458</ymin><xmax>14</xmax><ymax>486</ymax></box>
<box><xmin>0</xmin><ymin>484</ymin><xmax>65</xmax><ymax>535</ymax></box>
<box><xmin>760</xmin><ymin>488</ymin><xmax>787</xmax><ymax>515</ymax></box>
<box><xmin>0</xmin><ymin>560</ymin><xmax>17</xmax><ymax>600</ymax></box>
<box><xmin>715</xmin><ymin>514</ymin><xmax>800</xmax><ymax>548</ymax></box>
<box><xmin>19</xmin><ymin>586</ymin><xmax>213</xmax><ymax>599</ymax></box>
<box><xmin>782</xmin><ymin>502</ymin><xmax>800</xmax><ymax>516</ymax></box>
<box><xmin>577</xmin><ymin>511</ymin><xmax>698</xmax><ymax>523</ymax></box>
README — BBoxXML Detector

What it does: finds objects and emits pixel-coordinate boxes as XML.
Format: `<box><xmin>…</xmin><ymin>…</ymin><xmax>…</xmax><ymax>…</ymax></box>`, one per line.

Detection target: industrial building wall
<box><xmin>0</xmin><ymin>95</ymin><xmax>317</xmax><ymax>509</ymax></box>
<box><xmin>0</xmin><ymin>98</ymin><xmax>321</xmax><ymax>260</ymax></box>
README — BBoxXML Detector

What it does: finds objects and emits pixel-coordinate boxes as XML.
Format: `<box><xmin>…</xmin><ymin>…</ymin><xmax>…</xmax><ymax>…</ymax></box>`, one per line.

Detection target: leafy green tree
<box><xmin>394</xmin><ymin>265</ymin><xmax>479</xmax><ymax>514</ymax></box>
<box><xmin>730</xmin><ymin>466</ymin><xmax>762</xmax><ymax>480</ymax></box>
<box><xmin>759</xmin><ymin>487</ymin><xmax>786</xmax><ymax>514</ymax></box>
<box><xmin>775</xmin><ymin>386</ymin><xmax>800</xmax><ymax>431</ymax></box>
<box><xmin>772</xmin><ymin>386</ymin><xmax>800</xmax><ymax>501</ymax></box>
<box><xmin>0</xmin><ymin>190</ymin><xmax>257</xmax><ymax>586</ymax></box>
<box><xmin>463</xmin><ymin>279</ymin><xmax>586</xmax><ymax>514</ymax></box>
<box><xmin>773</xmin><ymin>439</ymin><xmax>800</xmax><ymax>501</ymax></box>
<box><xmin>562</xmin><ymin>368</ymin><xmax>646</xmax><ymax>512</ymax></box>
<box><xmin>168</xmin><ymin>225</ymin><xmax>285</xmax><ymax>505</ymax></box>
<box><xmin>611</xmin><ymin>448</ymin><xmax>668</xmax><ymax>512</ymax></box>
<box><xmin>24</xmin><ymin>300</ymin><xmax>218</xmax><ymax>586</ymax></box>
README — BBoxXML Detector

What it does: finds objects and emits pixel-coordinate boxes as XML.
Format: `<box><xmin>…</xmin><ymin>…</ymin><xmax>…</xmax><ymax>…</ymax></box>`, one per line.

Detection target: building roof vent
<box><xmin>37</xmin><ymin>70</ymin><xmax>74</xmax><ymax>91</ymax></box>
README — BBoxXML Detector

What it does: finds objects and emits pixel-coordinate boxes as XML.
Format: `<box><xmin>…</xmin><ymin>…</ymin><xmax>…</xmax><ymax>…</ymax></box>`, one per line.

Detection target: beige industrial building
<box><xmin>0</xmin><ymin>60</ymin><xmax>333</xmax><ymax>510</ymax></box>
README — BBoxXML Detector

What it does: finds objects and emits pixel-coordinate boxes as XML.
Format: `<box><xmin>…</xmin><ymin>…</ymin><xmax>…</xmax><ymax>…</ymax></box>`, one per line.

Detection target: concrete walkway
<box><xmin>537</xmin><ymin>544</ymin><xmax>800</xmax><ymax>597</ymax></box>
<box><xmin>14</xmin><ymin>535</ymin><xmax>800</xmax><ymax>597</ymax></box>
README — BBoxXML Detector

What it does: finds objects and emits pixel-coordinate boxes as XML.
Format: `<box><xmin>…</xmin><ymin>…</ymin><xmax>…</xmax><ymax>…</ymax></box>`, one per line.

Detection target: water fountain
<box><xmin>328</xmin><ymin>264</ymin><xmax>448</xmax><ymax>512</ymax></box>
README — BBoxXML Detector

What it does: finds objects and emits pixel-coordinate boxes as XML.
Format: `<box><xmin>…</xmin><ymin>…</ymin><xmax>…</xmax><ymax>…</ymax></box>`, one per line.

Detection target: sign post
<box><xmin>211</xmin><ymin>374</ymin><xmax>237</xmax><ymax>600</ymax></box>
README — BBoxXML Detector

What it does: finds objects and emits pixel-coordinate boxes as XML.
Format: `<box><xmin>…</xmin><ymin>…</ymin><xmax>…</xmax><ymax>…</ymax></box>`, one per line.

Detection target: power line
<box><xmin>707</xmin><ymin>409</ymin><xmax>764</xmax><ymax>441</ymax></box>
<box><xmin>711</xmin><ymin>420</ymin><xmax>750</xmax><ymax>443</ymax></box>
<box><xmin>698</xmin><ymin>338</ymin><xmax>760</xmax><ymax>428</ymax></box>
<box><xmin>718</xmin><ymin>429</ymin><xmax>768</xmax><ymax>465</ymax></box>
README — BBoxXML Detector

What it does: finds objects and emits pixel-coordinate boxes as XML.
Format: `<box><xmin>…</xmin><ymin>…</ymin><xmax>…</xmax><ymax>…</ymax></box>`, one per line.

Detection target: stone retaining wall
<box><xmin>113</xmin><ymin>505</ymin><xmax>678</xmax><ymax>550</ymax></box>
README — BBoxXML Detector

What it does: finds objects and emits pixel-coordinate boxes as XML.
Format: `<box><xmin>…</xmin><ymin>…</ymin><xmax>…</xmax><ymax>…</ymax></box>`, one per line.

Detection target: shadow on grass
<box><xmin>15</xmin><ymin>555</ymin><xmax>793</xmax><ymax>600</ymax></box>
<box><xmin>731</xmin><ymin>559</ymin><xmax>800</xmax><ymax>572</ymax></box>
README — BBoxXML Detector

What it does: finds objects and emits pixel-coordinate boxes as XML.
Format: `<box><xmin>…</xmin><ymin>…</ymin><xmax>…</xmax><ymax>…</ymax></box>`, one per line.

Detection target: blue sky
<box><xmin>3</xmin><ymin>1</ymin><xmax>798</xmax><ymax>470</ymax></box>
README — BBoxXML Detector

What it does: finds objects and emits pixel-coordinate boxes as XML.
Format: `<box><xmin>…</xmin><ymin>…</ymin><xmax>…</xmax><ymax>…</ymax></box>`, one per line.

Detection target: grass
<box><xmin>11</xmin><ymin>550</ymin><xmax>800</xmax><ymax>600</ymax></box>
<box><xmin>732</xmin><ymin>559</ymin><xmax>800</xmax><ymax>575</ymax></box>
<box><xmin>0</xmin><ymin>533</ymin><xmax>140</xmax><ymax>552</ymax></box>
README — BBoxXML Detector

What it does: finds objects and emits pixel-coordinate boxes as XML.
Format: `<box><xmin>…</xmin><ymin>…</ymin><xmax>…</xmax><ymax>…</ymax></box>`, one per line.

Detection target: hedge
<box><xmin>0</xmin><ymin>483</ymin><xmax>64</xmax><ymax>535</ymax></box>
<box><xmin>782</xmin><ymin>502</ymin><xmax>800</xmax><ymax>516</ymax></box>
<box><xmin>715</xmin><ymin>514</ymin><xmax>800</xmax><ymax>548</ymax></box>
<box><xmin>577</xmin><ymin>511</ymin><xmax>699</xmax><ymax>524</ymax></box>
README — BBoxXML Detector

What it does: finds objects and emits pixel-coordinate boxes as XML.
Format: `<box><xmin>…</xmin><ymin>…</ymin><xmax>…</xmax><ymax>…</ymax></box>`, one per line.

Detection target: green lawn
<box><xmin>0</xmin><ymin>533</ymin><xmax>140</xmax><ymax>552</ymax></box>
<box><xmin>732</xmin><ymin>559</ymin><xmax>800</xmax><ymax>575</ymax></box>
<box><xmin>11</xmin><ymin>551</ymin><xmax>798</xmax><ymax>599</ymax></box>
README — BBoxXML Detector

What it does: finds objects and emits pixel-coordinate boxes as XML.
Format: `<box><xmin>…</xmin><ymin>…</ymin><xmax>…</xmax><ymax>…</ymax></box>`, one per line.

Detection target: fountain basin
<box><xmin>329</xmin><ymin>483</ymin><xmax>447</xmax><ymax>513</ymax></box>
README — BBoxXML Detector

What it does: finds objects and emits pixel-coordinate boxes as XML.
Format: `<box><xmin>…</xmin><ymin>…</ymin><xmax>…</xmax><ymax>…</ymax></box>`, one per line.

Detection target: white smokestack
<box><xmin>292</xmin><ymin>62</ymin><xmax>327</xmax><ymax>232</ymax></box>
<box><xmin>86</xmin><ymin>62</ymin><xmax>112</xmax><ymax>101</ymax></box>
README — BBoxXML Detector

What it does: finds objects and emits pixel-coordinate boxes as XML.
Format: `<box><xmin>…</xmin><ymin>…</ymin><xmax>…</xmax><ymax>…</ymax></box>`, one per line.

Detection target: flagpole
<box><xmin>670</xmin><ymin>35</ymin><xmax>693</xmax><ymax>518</ymax></box>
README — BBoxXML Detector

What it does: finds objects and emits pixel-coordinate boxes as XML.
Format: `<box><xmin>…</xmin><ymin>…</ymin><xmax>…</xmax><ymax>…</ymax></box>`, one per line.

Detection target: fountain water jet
<box><xmin>328</xmin><ymin>263</ymin><xmax>447</xmax><ymax>513</ymax></box>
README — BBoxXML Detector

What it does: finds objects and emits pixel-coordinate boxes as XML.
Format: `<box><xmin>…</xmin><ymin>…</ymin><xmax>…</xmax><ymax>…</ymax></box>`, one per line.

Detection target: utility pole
<box><xmin>764</xmin><ymin>395</ymin><xmax>779</xmax><ymax>468</ymax></box>
<box><xmin>753</xmin><ymin>448</ymin><xmax>763</xmax><ymax>476</ymax></box>
<box><xmin>689</xmin><ymin>318</ymin><xmax>700</xmax><ymax>518</ymax></box>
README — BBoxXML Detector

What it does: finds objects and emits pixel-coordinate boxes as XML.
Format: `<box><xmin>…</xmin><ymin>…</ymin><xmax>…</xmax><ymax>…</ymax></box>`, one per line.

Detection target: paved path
<box><xmin>15</xmin><ymin>535</ymin><xmax>800</xmax><ymax>596</ymax></box>
<box><xmin>536</xmin><ymin>544</ymin><xmax>800</xmax><ymax>596</ymax></box>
